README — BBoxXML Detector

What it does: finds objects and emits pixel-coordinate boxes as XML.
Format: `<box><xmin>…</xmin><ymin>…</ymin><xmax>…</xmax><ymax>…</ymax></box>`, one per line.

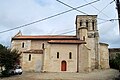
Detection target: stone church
<box><xmin>11</xmin><ymin>15</ymin><xmax>109</xmax><ymax>72</ymax></box>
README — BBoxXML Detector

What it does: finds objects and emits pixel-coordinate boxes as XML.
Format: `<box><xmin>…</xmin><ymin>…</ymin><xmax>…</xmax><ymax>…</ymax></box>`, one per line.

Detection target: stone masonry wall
<box><xmin>99</xmin><ymin>43</ymin><xmax>109</xmax><ymax>69</ymax></box>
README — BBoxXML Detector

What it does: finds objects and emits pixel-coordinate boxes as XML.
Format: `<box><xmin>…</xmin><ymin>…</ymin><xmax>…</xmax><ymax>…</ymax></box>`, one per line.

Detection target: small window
<box><xmin>57</xmin><ymin>52</ymin><xmax>59</xmax><ymax>59</ymax></box>
<box><xmin>80</xmin><ymin>20</ymin><xmax>82</xmax><ymax>26</ymax></box>
<box><xmin>22</xmin><ymin>42</ymin><xmax>24</xmax><ymax>48</ymax></box>
<box><xmin>42</xmin><ymin>43</ymin><xmax>44</xmax><ymax>49</ymax></box>
<box><xmin>83</xmin><ymin>36</ymin><xmax>85</xmax><ymax>40</ymax></box>
<box><xmin>69</xmin><ymin>52</ymin><xmax>72</xmax><ymax>59</ymax></box>
<box><xmin>29</xmin><ymin>54</ymin><xmax>31</xmax><ymax>61</ymax></box>
<box><xmin>92</xmin><ymin>20</ymin><xmax>94</xmax><ymax>30</ymax></box>
<box><xmin>86</xmin><ymin>20</ymin><xmax>88</xmax><ymax>27</ymax></box>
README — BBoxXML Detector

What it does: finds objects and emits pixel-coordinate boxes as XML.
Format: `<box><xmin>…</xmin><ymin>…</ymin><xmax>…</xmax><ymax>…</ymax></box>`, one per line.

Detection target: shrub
<box><xmin>1</xmin><ymin>70</ymin><xmax>10</xmax><ymax>77</ymax></box>
<box><xmin>109</xmin><ymin>54</ymin><xmax>120</xmax><ymax>70</ymax></box>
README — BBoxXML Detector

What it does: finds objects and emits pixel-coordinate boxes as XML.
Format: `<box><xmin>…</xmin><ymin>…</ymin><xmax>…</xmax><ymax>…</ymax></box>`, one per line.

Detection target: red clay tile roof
<box><xmin>12</xmin><ymin>35</ymin><xmax>86</xmax><ymax>44</ymax></box>
<box><xmin>48</xmin><ymin>40</ymin><xmax>86</xmax><ymax>44</ymax></box>
<box><xmin>12</xmin><ymin>35</ymin><xmax>78</xmax><ymax>40</ymax></box>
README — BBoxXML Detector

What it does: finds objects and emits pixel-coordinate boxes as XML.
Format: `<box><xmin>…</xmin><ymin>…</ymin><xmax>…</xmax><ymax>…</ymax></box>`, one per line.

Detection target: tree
<box><xmin>0</xmin><ymin>44</ymin><xmax>21</xmax><ymax>71</ymax></box>
<box><xmin>109</xmin><ymin>53</ymin><xmax>120</xmax><ymax>70</ymax></box>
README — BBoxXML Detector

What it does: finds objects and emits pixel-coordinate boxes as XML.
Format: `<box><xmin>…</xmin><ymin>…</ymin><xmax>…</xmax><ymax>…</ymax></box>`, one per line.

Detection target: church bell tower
<box><xmin>76</xmin><ymin>15</ymin><xmax>100</xmax><ymax>69</ymax></box>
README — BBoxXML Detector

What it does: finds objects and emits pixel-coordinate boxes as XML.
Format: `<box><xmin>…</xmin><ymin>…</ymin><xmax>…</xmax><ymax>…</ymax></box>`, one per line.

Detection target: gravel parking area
<box><xmin>0</xmin><ymin>69</ymin><xmax>119</xmax><ymax>80</ymax></box>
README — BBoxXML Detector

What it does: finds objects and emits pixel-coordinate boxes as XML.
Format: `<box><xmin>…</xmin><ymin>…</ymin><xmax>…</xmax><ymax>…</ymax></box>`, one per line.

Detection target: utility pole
<box><xmin>115</xmin><ymin>0</ymin><xmax>120</xmax><ymax>33</ymax></box>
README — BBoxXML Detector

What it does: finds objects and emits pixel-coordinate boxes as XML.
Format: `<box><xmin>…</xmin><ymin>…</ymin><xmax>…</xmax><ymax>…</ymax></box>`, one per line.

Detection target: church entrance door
<box><xmin>61</xmin><ymin>60</ymin><xmax>67</xmax><ymax>71</ymax></box>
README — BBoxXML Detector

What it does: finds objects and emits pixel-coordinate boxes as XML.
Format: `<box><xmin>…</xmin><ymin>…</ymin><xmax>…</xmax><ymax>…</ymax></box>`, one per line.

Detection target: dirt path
<box><xmin>0</xmin><ymin>69</ymin><xmax>119</xmax><ymax>80</ymax></box>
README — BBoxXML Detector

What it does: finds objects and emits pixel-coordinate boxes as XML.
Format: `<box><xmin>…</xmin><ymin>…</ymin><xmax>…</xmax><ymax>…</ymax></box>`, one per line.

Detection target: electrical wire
<box><xmin>97</xmin><ymin>20</ymin><xmax>110</xmax><ymax>25</ymax></box>
<box><xmin>97</xmin><ymin>18</ymin><xmax>109</xmax><ymax>21</ymax></box>
<box><xmin>97</xmin><ymin>18</ymin><xmax>119</xmax><ymax>25</ymax></box>
<box><xmin>83</xmin><ymin>0</ymin><xmax>116</xmax><ymax>25</ymax></box>
<box><xmin>56</xmin><ymin>0</ymin><xmax>88</xmax><ymax>15</ymax></box>
<box><xmin>59</xmin><ymin>19</ymin><xmax>115</xmax><ymax>35</ymax></box>
<box><xmin>97</xmin><ymin>0</ymin><xmax>114</xmax><ymax>15</ymax></box>
<box><xmin>61</xmin><ymin>18</ymin><xmax>119</xmax><ymax>34</ymax></box>
<box><xmin>54</xmin><ymin>18</ymin><xmax>120</xmax><ymax>35</ymax></box>
<box><xmin>84</xmin><ymin>0</ymin><xmax>110</xmax><ymax>18</ymax></box>
<box><xmin>57</xmin><ymin>0</ymin><xmax>119</xmax><ymax>35</ymax></box>
<box><xmin>56</xmin><ymin>0</ymin><xmax>109</xmax><ymax>21</ymax></box>
<box><xmin>58</xmin><ymin>29</ymin><xmax>76</xmax><ymax>35</ymax></box>
<box><xmin>54</xmin><ymin>27</ymin><xmax>74</xmax><ymax>33</ymax></box>
<box><xmin>0</xmin><ymin>0</ymin><xmax>99</xmax><ymax>34</ymax></box>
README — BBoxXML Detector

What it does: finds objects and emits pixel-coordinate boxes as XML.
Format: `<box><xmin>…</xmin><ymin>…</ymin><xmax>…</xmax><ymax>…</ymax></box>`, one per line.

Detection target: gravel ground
<box><xmin>0</xmin><ymin>69</ymin><xmax>119</xmax><ymax>80</ymax></box>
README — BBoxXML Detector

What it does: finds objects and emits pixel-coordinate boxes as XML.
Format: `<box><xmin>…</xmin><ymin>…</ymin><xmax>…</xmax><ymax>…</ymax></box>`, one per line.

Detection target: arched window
<box><xmin>42</xmin><ymin>43</ymin><xmax>44</xmax><ymax>49</ymax></box>
<box><xmin>92</xmin><ymin>20</ymin><xmax>95</xmax><ymax>30</ymax></box>
<box><xmin>22</xmin><ymin>42</ymin><xmax>24</xmax><ymax>48</ymax></box>
<box><xmin>29</xmin><ymin>54</ymin><xmax>31</xmax><ymax>61</ymax></box>
<box><xmin>83</xmin><ymin>36</ymin><xmax>85</xmax><ymax>40</ymax></box>
<box><xmin>69</xmin><ymin>52</ymin><xmax>72</xmax><ymax>59</ymax></box>
<box><xmin>57</xmin><ymin>52</ymin><xmax>59</xmax><ymax>59</ymax></box>
<box><xmin>80</xmin><ymin>20</ymin><xmax>82</xmax><ymax>26</ymax></box>
<box><xmin>86</xmin><ymin>20</ymin><xmax>88</xmax><ymax>27</ymax></box>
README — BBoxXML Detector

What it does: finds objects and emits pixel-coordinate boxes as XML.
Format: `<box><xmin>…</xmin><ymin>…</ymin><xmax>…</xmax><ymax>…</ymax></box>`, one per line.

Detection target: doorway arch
<box><xmin>61</xmin><ymin>60</ymin><xmax>67</xmax><ymax>71</ymax></box>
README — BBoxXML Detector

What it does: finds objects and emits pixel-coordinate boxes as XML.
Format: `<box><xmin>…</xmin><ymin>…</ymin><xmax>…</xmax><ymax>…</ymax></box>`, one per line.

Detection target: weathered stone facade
<box><xmin>99</xmin><ymin>43</ymin><xmax>109</xmax><ymax>69</ymax></box>
<box><xmin>11</xmin><ymin>15</ymin><xmax>109</xmax><ymax>72</ymax></box>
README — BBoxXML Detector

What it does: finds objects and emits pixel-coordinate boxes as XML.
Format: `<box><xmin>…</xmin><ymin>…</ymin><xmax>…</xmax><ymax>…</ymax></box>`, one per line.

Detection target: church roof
<box><xmin>12</xmin><ymin>32</ymin><xmax>86</xmax><ymax>44</ymax></box>
<box><xmin>12</xmin><ymin>35</ymin><xmax>86</xmax><ymax>44</ymax></box>
<box><xmin>12</xmin><ymin>35</ymin><xmax>78</xmax><ymax>40</ymax></box>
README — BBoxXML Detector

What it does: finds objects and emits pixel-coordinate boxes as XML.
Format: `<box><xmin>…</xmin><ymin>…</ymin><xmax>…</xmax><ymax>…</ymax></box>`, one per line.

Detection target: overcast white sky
<box><xmin>0</xmin><ymin>0</ymin><xmax>119</xmax><ymax>48</ymax></box>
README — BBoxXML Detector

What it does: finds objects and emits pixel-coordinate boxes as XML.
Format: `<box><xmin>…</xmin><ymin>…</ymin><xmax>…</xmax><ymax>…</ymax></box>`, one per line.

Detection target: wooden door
<box><xmin>61</xmin><ymin>61</ymin><xmax>67</xmax><ymax>71</ymax></box>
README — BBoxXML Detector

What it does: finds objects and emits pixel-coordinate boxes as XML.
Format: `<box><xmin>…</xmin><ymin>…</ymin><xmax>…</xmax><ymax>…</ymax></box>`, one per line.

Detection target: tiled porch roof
<box><xmin>23</xmin><ymin>49</ymin><xmax>43</xmax><ymax>54</ymax></box>
<box><xmin>48</xmin><ymin>40</ymin><xmax>86</xmax><ymax>44</ymax></box>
